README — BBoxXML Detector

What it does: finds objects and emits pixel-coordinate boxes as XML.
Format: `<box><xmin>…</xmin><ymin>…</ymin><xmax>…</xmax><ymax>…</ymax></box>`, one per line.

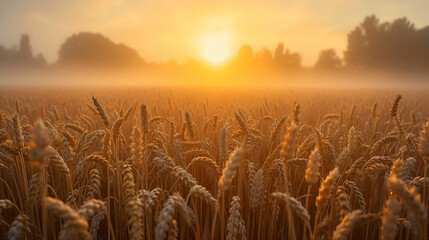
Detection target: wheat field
<box><xmin>0</xmin><ymin>86</ymin><xmax>428</xmax><ymax>240</ymax></box>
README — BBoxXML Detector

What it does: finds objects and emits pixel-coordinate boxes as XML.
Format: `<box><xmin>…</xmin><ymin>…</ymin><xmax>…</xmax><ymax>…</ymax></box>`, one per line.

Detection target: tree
<box><xmin>237</xmin><ymin>45</ymin><xmax>253</xmax><ymax>60</ymax></box>
<box><xmin>273</xmin><ymin>43</ymin><xmax>302</xmax><ymax>71</ymax></box>
<box><xmin>315</xmin><ymin>49</ymin><xmax>342</xmax><ymax>70</ymax></box>
<box><xmin>236</xmin><ymin>45</ymin><xmax>254</xmax><ymax>66</ymax></box>
<box><xmin>58</xmin><ymin>32</ymin><xmax>144</xmax><ymax>68</ymax></box>
<box><xmin>255</xmin><ymin>48</ymin><xmax>273</xmax><ymax>69</ymax></box>
<box><xmin>0</xmin><ymin>33</ymin><xmax>46</xmax><ymax>68</ymax></box>
<box><xmin>344</xmin><ymin>15</ymin><xmax>429</xmax><ymax>70</ymax></box>
<box><xmin>344</xmin><ymin>27</ymin><xmax>365</xmax><ymax>67</ymax></box>
<box><xmin>19</xmin><ymin>34</ymin><xmax>33</xmax><ymax>59</ymax></box>
<box><xmin>274</xmin><ymin>43</ymin><xmax>284</xmax><ymax>63</ymax></box>
<box><xmin>284</xmin><ymin>50</ymin><xmax>302</xmax><ymax>70</ymax></box>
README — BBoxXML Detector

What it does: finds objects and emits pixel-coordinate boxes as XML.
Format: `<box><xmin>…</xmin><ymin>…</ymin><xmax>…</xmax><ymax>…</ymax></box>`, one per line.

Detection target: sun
<box><xmin>201</xmin><ymin>31</ymin><xmax>233</xmax><ymax>65</ymax></box>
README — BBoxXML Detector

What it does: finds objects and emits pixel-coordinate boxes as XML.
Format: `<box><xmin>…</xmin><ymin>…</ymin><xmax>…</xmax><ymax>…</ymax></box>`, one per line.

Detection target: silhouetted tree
<box><xmin>35</xmin><ymin>53</ymin><xmax>47</xmax><ymax>66</ymax></box>
<box><xmin>315</xmin><ymin>49</ymin><xmax>342</xmax><ymax>70</ymax></box>
<box><xmin>285</xmin><ymin>50</ymin><xmax>302</xmax><ymax>70</ymax></box>
<box><xmin>344</xmin><ymin>15</ymin><xmax>429</xmax><ymax>70</ymax></box>
<box><xmin>236</xmin><ymin>45</ymin><xmax>254</xmax><ymax>67</ymax></box>
<box><xmin>274</xmin><ymin>43</ymin><xmax>285</xmax><ymax>63</ymax></box>
<box><xmin>273</xmin><ymin>43</ymin><xmax>302</xmax><ymax>71</ymax></box>
<box><xmin>57</xmin><ymin>32</ymin><xmax>144</xmax><ymax>68</ymax></box>
<box><xmin>0</xmin><ymin>33</ymin><xmax>46</xmax><ymax>68</ymax></box>
<box><xmin>255</xmin><ymin>48</ymin><xmax>274</xmax><ymax>70</ymax></box>
<box><xmin>237</xmin><ymin>45</ymin><xmax>253</xmax><ymax>60</ymax></box>
<box><xmin>19</xmin><ymin>34</ymin><xmax>33</xmax><ymax>60</ymax></box>
<box><xmin>415</xmin><ymin>26</ymin><xmax>429</xmax><ymax>65</ymax></box>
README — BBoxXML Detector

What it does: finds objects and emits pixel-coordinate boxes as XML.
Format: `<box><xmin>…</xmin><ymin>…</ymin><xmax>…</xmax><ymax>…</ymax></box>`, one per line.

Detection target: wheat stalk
<box><xmin>45</xmin><ymin>197</ymin><xmax>91</xmax><ymax>240</ymax></box>
<box><xmin>270</xmin><ymin>192</ymin><xmax>310</xmax><ymax>223</ymax></box>
<box><xmin>381</xmin><ymin>198</ymin><xmax>401</xmax><ymax>240</ymax></box>
<box><xmin>227</xmin><ymin>196</ymin><xmax>244</xmax><ymax>240</ymax></box>
<box><xmin>218</xmin><ymin>148</ymin><xmax>243</xmax><ymax>194</ymax></box>
<box><xmin>316</xmin><ymin>167</ymin><xmax>339</xmax><ymax>215</ymax></box>
<box><xmin>155</xmin><ymin>193</ymin><xmax>191</xmax><ymax>240</ymax></box>
<box><xmin>7</xmin><ymin>213</ymin><xmax>30</xmax><ymax>240</ymax></box>
<box><xmin>91</xmin><ymin>96</ymin><xmax>110</xmax><ymax>127</ymax></box>
<box><xmin>186</xmin><ymin>185</ymin><xmax>216</xmax><ymax>206</ymax></box>
<box><xmin>332</xmin><ymin>210</ymin><xmax>363</xmax><ymax>240</ymax></box>
<box><xmin>249</xmin><ymin>169</ymin><xmax>264</xmax><ymax>209</ymax></box>
<box><xmin>387</xmin><ymin>174</ymin><xmax>426</xmax><ymax>224</ymax></box>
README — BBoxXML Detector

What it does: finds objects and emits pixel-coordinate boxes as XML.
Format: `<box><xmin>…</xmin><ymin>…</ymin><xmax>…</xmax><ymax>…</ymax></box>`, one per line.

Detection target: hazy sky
<box><xmin>1</xmin><ymin>0</ymin><xmax>428</xmax><ymax>66</ymax></box>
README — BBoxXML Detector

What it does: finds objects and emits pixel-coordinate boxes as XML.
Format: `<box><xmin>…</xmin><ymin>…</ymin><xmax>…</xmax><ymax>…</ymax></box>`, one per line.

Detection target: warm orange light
<box><xmin>201</xmin><ymin>31</ymin><xmax>232</xmax><ymax>64</ymax></box>
<box><xmin>199</xmin><ymin>17</ymin><xmax>234</xmax><ymax>65</ymax></box>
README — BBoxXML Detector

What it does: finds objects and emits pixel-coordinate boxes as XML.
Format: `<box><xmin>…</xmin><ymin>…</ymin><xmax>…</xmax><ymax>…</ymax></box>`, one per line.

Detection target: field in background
<box><xmin>0</xmin><ymin>86</ymin><xmax>428</xmax><ymax>239</ymax></box>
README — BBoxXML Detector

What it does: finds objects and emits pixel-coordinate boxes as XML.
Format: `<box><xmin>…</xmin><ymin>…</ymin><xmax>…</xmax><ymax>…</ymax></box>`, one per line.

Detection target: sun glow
<box><xmin>199</xmin><ymin>17</ymin><xmax>234</xmax><ymax>65</ymax></box>
<box><xmin>201</xmin><ymin>31</ymin><xmax>233</xmax><ymax>64</ymax></box>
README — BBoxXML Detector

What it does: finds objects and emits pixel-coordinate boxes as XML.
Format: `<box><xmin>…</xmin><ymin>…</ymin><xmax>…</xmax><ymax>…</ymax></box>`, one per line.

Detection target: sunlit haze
<box><xmin>199</xmin><ymin>17</ymin><xmax>234</xmax><ymax>64</ymax></box>
<box><xmin>1</xmin><ymin>0</ymin><xmax>429</xmax><ymax>65</ymax></box>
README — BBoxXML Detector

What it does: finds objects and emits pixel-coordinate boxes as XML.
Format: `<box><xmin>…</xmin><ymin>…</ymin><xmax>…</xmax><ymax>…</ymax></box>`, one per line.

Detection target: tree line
<box><xmin>1</xmin><ymin>15</ymin><xmax>428</xmax><ymax>72</ymax></box>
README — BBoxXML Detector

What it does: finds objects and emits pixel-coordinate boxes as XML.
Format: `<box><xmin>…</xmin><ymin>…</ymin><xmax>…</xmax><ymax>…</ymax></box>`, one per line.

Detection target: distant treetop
<box><xmin>0</xmin><ymin>34</ymin><xmax>46</xmax><ymax>68</ymax></box>
<box><xmin>344</xmin><ymin>15</ymin><xmax>429</xmax><ymax>70</ymax></box>
<box><xmin>57</xmin><ymin>32</ymin><xmax>145</xmax><ymax>68</ymax></box>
